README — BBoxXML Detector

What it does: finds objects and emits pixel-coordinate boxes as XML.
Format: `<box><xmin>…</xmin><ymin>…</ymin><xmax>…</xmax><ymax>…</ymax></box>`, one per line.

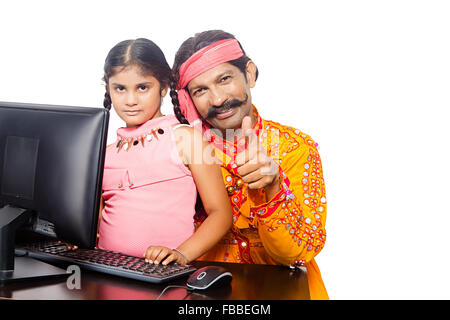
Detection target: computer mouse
<box><xmin>186</xmin><ymin>266</ymin><xmax>232</xmax><ymax>290</ymax></box>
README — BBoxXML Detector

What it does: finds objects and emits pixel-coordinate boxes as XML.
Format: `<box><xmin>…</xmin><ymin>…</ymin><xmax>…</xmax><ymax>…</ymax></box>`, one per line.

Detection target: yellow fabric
<box><xmin>196</xmin><ymin>106</ymin><xmax>328</xmax><ymax>300</ymax></box>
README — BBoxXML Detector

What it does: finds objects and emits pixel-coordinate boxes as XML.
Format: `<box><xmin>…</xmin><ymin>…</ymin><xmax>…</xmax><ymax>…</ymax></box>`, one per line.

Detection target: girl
<box><xmin>99</xmin><ymin>38</ymin><xmax>232</xmax><ymax>265</ymax></box>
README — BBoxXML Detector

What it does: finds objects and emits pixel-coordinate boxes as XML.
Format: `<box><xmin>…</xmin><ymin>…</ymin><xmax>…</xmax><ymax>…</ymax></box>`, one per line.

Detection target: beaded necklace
<box><xmin>116</xmin><ymin>127</ymin><xmax>165</xmax><ymax>153</ymax></box>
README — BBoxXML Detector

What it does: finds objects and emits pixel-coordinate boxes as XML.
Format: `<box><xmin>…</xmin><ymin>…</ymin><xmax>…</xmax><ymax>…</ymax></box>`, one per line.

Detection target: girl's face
<box><xmin>108</xmin><ymin>65</ymin><xmax>168</xmax><ymax>127</ymax></box>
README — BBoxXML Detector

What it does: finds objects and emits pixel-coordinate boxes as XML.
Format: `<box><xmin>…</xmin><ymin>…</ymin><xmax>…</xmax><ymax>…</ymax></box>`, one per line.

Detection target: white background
<box><xmin>1</xmin><ymin>0</ymin><xmax>449</xmax><ymax>299</ymax></box>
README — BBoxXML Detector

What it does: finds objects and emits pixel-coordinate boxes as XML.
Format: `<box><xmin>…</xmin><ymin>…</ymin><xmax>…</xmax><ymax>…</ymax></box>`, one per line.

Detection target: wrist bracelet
<box><xmin>173</xmin><ymin>248</ymin><xmax>189</xmax><ymax>264</ymax></box>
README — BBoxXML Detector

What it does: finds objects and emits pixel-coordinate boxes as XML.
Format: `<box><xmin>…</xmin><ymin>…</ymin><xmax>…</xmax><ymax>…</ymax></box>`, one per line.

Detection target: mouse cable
<box><xmin>156</xmin><ymin>285</ymin><xmax>195</xmax><ymax>300</ymax></box>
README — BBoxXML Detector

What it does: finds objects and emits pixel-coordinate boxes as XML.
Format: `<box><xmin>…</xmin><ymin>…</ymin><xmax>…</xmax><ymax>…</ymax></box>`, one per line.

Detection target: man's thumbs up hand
<box><xmin>235</xmin><ymin>116</ymin><xmax>280</xmax><ymax>197</ymax></box>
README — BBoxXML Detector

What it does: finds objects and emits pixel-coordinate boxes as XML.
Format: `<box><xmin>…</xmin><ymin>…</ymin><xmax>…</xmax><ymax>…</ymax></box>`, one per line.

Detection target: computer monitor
<box><xmin>0</xmin><ymin>101</ymin><xmax>109</xmax><ymax>284</ymax></box>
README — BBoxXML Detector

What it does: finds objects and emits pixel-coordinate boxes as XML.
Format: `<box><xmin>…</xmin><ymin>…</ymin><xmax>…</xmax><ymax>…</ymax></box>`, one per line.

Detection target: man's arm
<box><xmin>250</xmin><ymin>134</ymin><xmax>327</xmax><ymax>267</ymax></box>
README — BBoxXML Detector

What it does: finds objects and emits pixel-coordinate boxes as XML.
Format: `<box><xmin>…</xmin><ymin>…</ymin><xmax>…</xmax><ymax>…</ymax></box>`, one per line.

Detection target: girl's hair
<box><xmin>170</xmin><ymin>30</ymin><xmax>258</xmax><ymax>125</ymax></box>
<box><xmin>103</xmin><ymin>38</ymin><xmax>172</xmax><ymax>111</ymax></box>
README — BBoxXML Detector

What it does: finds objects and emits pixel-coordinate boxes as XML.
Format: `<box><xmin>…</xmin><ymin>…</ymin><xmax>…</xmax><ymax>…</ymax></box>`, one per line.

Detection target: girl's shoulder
<box><xmin>171</xmin><ymin>122</ymin><xmax>192</xmax><ymax>130</ymax></box>
<box><xmin>171</xmin><ymin>124</ymin><xmax>204</xmax><ymax>143</ymax></box>
<box><xmin>172</xmin><ymin>124</ymin><xmax>210</xmax><ymax>165</ymax></box>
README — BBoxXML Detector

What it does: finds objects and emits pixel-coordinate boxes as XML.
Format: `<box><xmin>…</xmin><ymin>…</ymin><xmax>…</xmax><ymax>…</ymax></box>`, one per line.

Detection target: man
<box><xmin>170</xmin><ymin>30</ymin><xmax>328</xmax><ymax>299</ymax></box>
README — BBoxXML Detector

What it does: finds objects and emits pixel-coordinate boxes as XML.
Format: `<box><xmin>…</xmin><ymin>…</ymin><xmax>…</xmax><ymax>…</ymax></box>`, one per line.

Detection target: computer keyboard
<box><xmin>15</xmin><ymin>241</ymin><xmax>196</xmax><ymax>284</ymax></box>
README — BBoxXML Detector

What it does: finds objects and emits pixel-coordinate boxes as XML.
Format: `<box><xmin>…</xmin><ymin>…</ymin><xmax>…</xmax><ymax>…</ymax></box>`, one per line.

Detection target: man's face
<box><xmin>187</xmin><ymin>62</ymin><xmax>256</xmax><ymax>132</ymax></box>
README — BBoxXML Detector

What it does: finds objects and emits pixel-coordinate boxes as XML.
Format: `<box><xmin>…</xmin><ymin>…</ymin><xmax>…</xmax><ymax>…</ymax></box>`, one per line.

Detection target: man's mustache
<box><xmin>204</xmin><ymin>94</ymin><xmax>248</xmax><ymax>119</ymax></box>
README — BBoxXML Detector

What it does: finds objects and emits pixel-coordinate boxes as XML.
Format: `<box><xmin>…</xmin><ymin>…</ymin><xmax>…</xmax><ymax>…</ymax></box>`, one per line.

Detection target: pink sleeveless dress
<box><xmin>98</xmin><ymin>114</ymin><xmax>196</xmax><ymax>257</ymax></box>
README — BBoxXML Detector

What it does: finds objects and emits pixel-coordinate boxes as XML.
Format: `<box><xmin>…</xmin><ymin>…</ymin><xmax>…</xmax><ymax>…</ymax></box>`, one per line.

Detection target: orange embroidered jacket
<box><xmin>195</xmin><ymin>106</ymin><xmax>328</xmax><ymax>299</ymax></box>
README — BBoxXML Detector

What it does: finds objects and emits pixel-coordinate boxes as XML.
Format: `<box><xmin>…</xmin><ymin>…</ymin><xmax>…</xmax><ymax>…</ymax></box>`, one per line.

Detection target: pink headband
<box><xmin>176</xmin><ymin>39</ymin><xmax>244</xmax><ymax>136</ymax></box>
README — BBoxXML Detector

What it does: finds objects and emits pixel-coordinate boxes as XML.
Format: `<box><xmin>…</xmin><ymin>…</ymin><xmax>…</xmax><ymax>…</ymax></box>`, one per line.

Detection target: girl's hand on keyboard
<box><xmin>143</xmin><ymin>246</ymin><xmax>188</xmax><ymax>265</ymax></box>
<box><xmin>57</xmin><ymin>241</ymin><xmax>78</xmax><ymax>250</ymax></box>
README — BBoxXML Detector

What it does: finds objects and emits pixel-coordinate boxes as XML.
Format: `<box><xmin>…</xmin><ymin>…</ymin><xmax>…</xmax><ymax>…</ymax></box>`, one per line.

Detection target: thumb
<box><xmin>241</xmin><ymin>116</ymin><xmax>253</xmax><ymax>137</ymax></box>
<box><xmin>241</xmin><ymin>116</ymin><xmax>257</xmax><ymax>152</ymax></box>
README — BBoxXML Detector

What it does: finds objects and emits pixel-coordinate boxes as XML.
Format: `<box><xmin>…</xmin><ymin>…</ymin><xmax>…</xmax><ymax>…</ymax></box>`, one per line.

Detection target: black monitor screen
<box><xmin>0</xmin><ymin>101</ymin><xmax>109</xmax><ymax>248</ymax></box>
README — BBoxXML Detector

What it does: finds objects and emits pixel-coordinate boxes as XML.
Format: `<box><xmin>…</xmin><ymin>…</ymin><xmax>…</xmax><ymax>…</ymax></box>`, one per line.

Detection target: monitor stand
<box><xmin>0</xmin><ymin>205</ymin><xmax>68</xmax><ymax>285</ymax></box>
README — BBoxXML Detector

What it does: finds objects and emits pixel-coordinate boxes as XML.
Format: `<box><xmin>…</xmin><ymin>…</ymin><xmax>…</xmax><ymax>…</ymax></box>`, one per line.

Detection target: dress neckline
<box><xmin>117</xmin><ymin>114</ymin><xmax>176</xmax><ymax>139</ymax></box>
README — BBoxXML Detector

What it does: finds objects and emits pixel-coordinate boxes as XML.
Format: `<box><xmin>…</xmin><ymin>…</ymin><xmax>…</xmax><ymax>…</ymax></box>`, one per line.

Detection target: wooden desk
<box><xmin>0</xmin><ymin>259</ymin><xmax>309</xmax><ymax>300</ymax></box>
